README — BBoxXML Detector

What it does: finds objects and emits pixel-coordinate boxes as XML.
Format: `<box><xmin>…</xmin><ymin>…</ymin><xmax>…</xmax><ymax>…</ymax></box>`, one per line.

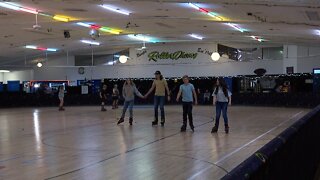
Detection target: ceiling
<box><xmin>1</xmin><ymin>0</ymin><xmax>320</xmax><ymax>66</ymax></box>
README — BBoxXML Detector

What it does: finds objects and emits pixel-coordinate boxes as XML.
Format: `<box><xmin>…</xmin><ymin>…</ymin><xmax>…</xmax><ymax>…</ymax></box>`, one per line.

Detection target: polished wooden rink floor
<box><xmin>0</xmin><ymin>105</ymin><xmax>308</xmax><ymax>180</ymax></box>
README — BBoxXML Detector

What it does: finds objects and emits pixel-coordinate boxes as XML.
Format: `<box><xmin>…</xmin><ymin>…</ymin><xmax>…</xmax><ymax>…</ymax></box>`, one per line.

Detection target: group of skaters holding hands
<box><xmin>60</xmin><ymin>70</ymin><xmax>232</xmax><ymax>133</ymax></box>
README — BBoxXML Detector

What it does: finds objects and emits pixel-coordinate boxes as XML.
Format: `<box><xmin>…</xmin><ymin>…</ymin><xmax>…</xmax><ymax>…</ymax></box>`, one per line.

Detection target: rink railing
<box><xmin>221</xmin><ymin>104</ymin><xmax>320</xmax><ymax>180</ymax></box>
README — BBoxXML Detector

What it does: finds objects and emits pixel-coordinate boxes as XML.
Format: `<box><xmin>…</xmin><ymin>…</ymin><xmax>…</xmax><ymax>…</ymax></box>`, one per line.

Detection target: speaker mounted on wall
<box><xmin>64</xmin><ymin>30</ymin><xmax>71</xmax><ymax>38</ymax></box>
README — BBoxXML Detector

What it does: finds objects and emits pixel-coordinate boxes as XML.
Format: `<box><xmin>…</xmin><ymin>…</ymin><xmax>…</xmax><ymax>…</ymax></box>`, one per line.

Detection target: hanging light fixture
<box><xmin>119</xmin><ymin>55</ymin><xmax>128</xmax><ymax>63</ymax></box>
<box><xmin>37</xmin><ymin>62</ymin><xmax>43</xmax><ymax>67</ymax></box>
<box><xmin>211</xmin><ymin>52</ymin><xmax>220</xmax><ymax>61</ymax></box>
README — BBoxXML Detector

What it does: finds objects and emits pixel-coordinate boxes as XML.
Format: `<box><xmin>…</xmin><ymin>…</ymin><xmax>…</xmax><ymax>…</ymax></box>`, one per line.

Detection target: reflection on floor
<box><xmin>0</xmin><ymin>106</ymin><xmax>308</xmax><ymax>180</ymax></box>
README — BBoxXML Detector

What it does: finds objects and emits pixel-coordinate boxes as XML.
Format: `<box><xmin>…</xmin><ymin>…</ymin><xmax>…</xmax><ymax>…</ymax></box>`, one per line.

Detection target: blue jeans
<box><xmin>121</xmin><ymin>100</ymin><xmax>134</xmax><ymax>118</ymax></box>
<box><xmin>215</xmin><ymin>101</ymin><xmax>229</xmax><ymax>127</ymax></box>
<box><xmin>154</xmin><ymin>96</ymin><xmax>165</xmax><ymax>120</ymax></box>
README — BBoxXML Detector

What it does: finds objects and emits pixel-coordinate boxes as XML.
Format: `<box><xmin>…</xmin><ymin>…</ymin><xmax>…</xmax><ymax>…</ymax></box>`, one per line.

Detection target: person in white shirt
<box><xmin>211</xmin><ymin>78</ymin><xmax>232</xmax><ymax>133</ymax></box>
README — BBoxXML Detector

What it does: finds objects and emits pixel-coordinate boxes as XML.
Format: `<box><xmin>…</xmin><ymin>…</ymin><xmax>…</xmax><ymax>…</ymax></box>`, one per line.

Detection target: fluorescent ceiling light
<box><xmin>46</xmin><ymin>48</ymin><xmax>57</xmax><ymax>52</ymax></box>
<box><xmin>189</xmin><ymin>34</ymin><xmax>203</xmax><ymax>40</ymax></box>
<box><xmin>207</xmin><ymin>12</ymin><xmax>223</xmax><ymax>21</ymax></box>
<box><xmin>0</xmin><ymin>2</ymin><xmax>38</xmax><ymax>14</ymax></box>
<box><xmin>76</xmin><ymin>22</ymin><xmax>121</xmax><ymax>34</ymax></box>
<box><xmin>226</xmin><ymin>23</ymin><xmax>245</xmax><ymax>32</ymax></box>
<box><xmin>81</xmin><ymin>40</ymin><xmax>100</xmax><ymax>46</ymax></box>
<box><xmin>20</xmin><ymin>7</ymin><xmax>38</xmax><ymax>14</ymax></box>
<box><xmin>25</xmin><ymin>45</ymin><xmax>58</xmax><ymax>51</ymax></box>
<box><xmin>99</xmin><ymin>27</ymin><xmax>120</xmax><ymax>34</ymax></box>
<box><xmin>25</xmin><ymin>45</ymin><xmax>37</xmax><ymax>49</ymax></box>
<box><xmin>100</xmin><ymin>5</ymin><xmax>130</xmax><ymax>15</ymax></box>
<box><xmin>76</xmin><ymin>22</ymin><xmax>91</xmax><ymax>27</ymax></box>
<box><xmin>0</xmin><ymin>2</ymin><xmax>20</xmax><ymax>11</ymax></box>
<box><xmin>128</xmin><ymin>34</ymin><xmax>152</xmax><ymax>42</ymax></box>
<box><xmin>188</xmin><ymin>2</ymin><xmax>223</xmax><ymax>21</ymax></box>
<box><xmin>0</xmin><ymin>70</ymin><xmax>10</xmax><ymax>73</ymax></box>
<box><xmin>188</xmin><ymin>3</ymin><xmax>199</xmax><ymax>10</ymax></box>
<box><xmin>250</xmin><ymin>36</ymin><xmax>264</xmax><ymax>42</ymax></box>
<box><xmin>39</xmin><ymin>12</ymin><xmax>53</xmax><ymax>17</ymax></box>
<box><xmin>53</xmin><ymin>15</ymin><xmax>69</xmax><ymax>22</ymax></box>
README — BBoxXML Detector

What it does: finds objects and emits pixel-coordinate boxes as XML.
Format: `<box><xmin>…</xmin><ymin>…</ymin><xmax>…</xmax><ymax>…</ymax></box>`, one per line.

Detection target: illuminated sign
<box><xmin>314</xmin><ymin>69</ymin><xmax>320</xmax><ymax>74</ymax></box>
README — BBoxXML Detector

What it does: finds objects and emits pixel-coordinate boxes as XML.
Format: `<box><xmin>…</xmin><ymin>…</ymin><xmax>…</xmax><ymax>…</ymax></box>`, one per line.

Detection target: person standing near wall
<box><xmin>100</xmin><ymin>84</ymin><xmax>108</xmax><ymax>111</ymax></box>
<box><xmin>112</xmin><ymin>84</ymin><xmax>120</xmax><ymax>109</ymax></box>
<box><xmin>211</xmin><ymin>78</ymin><xmax>232</xmax><ymax>134</ymax></box>
<box><xmin>176</xmin><ymin>75</ymin><xmax>198</xmax><ymax>132</ymax></box>
<box><xmin>145</xmin><ymin>71</ymin><xmax>171</xmax><ymax>126</ymax></box>
<box><xmin>58</xmin><ymin>85</ymin><xmax>65</xmax><ymax>111</ymax></box>
<box><xmin>117</xmin><ymin>79</ymin><xmax>145</xmax><ymax>125</ymax></box>
<box><xmin>203</xmin><ymin>89</ymin><xmax>211</xmax><ymax>104</ymax></box>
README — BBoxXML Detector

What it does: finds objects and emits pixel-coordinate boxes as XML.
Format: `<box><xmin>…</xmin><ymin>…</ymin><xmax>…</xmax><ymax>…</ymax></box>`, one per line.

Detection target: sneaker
<box><xmin>191</xmin><ymin>126</ymin><xmax>194</xmax><ymax>132</ymax></box>
<box><xmin>101</xmin><ymin>108</ymin><xmax>107</xmax><ymax>111</ymax></box>
<box><xmin>117</xmin><ymin>118</ymin><xmax>124</xmax><ymax>125</ymax></box>
<box><xmin>211</xmin><ymin>126</ymin><xmax>218</xmax><ymax>133</ymax></box>
<box><xmin>129</xmin><ymin>118</ymin><xmax>133</xmax><ymax>125</ymax></box>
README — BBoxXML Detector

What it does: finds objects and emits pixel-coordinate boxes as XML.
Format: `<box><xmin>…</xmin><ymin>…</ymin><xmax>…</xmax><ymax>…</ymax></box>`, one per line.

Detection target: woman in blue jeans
<box><xmin>145</xmin><ymin>71</ymin><xmax>171</xmax><ymax>126</ymax></box>
<box><xmin>117</xmin><ymin>79</ymin><xmax>144</xmax><ymax>125</ymax></box>
<box><xmin>211</xmin><ymin>78</ymin><xmax>232</xmax><ymax>133</ymax></box>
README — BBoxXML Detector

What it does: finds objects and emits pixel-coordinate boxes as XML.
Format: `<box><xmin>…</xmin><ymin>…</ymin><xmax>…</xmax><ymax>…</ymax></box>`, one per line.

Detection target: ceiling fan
<box><xmin>23</xmin><ymin>14</ymin><xmax>53</xmax><ymax>35</ymax></box>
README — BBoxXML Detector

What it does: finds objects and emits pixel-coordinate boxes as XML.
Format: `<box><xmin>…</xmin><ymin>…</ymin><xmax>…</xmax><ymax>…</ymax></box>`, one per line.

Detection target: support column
<box><xmin>283</xmin><ymin>45</ymin><xmax>298</xmax><ymax>74</ymax></box>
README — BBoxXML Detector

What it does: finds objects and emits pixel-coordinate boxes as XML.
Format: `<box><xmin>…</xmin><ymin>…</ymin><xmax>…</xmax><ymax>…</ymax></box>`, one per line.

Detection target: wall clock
<box><xmin>78</xmin><ymin>67</ymin><xmax>85</xmax><ymax>75</ymax></box>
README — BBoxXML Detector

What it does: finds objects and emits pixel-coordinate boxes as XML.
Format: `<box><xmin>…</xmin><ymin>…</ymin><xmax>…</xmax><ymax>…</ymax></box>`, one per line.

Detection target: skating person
<box><xmin>112</xmin><ymin>84</ymin><xmax>120</xmax><ymax>109</ymax></box>
<box><xmin>58</xmin><ymin>85</ymin><xmax>65</xmax><ymax>111</ymax></box>
<box><xmin>100</xmin><ymin>84</ymin><xmax>108</xmax><ymax>111</ymax></box>
<box><xmin>117</xmin><ymin>79</ymin><xmax>144</xmax><ymax>125</ymax></box>
<box><xmin>211</xmin><ymin>78</ymin><xmax>232</xmax><ymax>134</ymax></box>
<box><xmin>176</xmin><ymin>75</ymin><xmax>198</xmax><ymax>132</ymax></box>
<box><xmin>145</xmin><ymin>71</ymin><xmax>171</xmax><ymax>126</ymax></box>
